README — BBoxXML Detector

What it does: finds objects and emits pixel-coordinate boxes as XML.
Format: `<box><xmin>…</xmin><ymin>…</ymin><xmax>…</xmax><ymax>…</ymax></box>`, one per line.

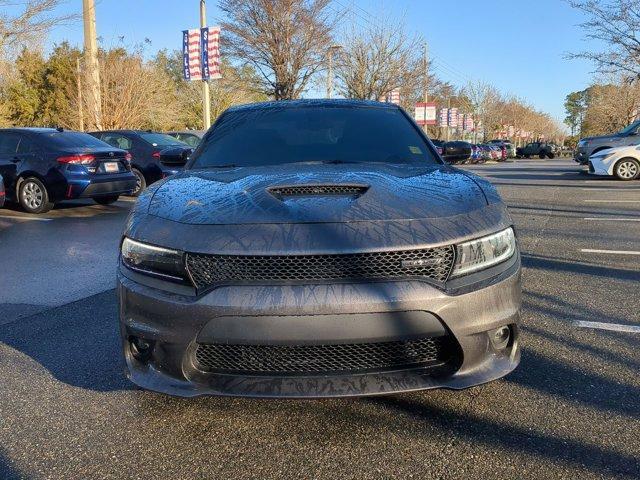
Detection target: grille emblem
<box><xmin>401</xmin><ymin>258</ymin><xmax>443</xmax><ymax>268</ymax></box>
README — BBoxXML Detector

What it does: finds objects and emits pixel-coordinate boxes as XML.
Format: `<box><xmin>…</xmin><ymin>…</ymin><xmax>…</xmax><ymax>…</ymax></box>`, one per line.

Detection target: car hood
<box><xmin>144</xmin><ymin>164</ymin><xmax>489</xmax><ymax>225</ymax></box>
<box><xmin>581</xmin><ymin>134</ymin><xmax>620</xmax><ymax>143</ymax></box>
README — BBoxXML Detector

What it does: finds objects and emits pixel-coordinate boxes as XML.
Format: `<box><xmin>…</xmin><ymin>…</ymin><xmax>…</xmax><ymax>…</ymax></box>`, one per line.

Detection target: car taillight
<box><xmin>57</xmin><ymin>154</ymin><xmax>95</xmax><ymax>165</ymax></box>
<box><xmin>125</xmin><ymin>152</ymin><xmax>132</xmax><ymax>162</ymax></box>
<box><xmin>152</xmin><ymin>151</ymin><xmax>161</xmax><ymax>159</ymax></box>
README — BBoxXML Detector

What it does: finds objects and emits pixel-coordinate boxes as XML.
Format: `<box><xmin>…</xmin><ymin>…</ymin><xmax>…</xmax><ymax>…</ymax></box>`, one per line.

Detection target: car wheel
<box><xmin>130</xmin><ymin>168</ymin><xmax>146</xmax><ymax>197</ymax></box>
<box><xmin>539</xmin><ymin>153</ymin><xmax>546</xmax><ymax>159</ymax></box>
<box><xmin>614</xmin><ymin>158</ymin><xmax>640</xmax><ymax>180</ymax></box>
<box><xmin>524</xmin><ymin>155</ymin><xmax>530</xmax><ymax>159</ymax></box>
<box><xmin>18</xmin><ymin>177</ymin><xmax>54</xmax><ymax>214</ymax></box>
<box><xmin>548</xmin><ymin>153</ymin><xmax>555</xmax><ymax>159</ymax></box>
<box><xmin>93</xmin><ymin>195</ymin><xmax>120</xmax><ymax>205</ymax></box>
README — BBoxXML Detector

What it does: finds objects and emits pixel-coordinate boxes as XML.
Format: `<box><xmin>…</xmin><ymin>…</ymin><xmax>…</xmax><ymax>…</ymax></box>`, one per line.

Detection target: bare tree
<box><xmin>462</xmin><ymin>81</ymin><xmax>502</xmax><ymax>141</ymax></box>
<box><xmin>568</xmin><ymin>0</ymin><xmax>640</xmax><ymax>79</ymax></box>
<box><xmin>334</xmin><ymin>18</ymin><xmax>423</xmax><ymax>104</ymax></box>
<box><xmin>0</xmin><ymin>0</ymin><xmax>75</xmax><ymax>59</ymax></box>
<box><xmin>219</xmin><ymin>0</ymin><xmax>336</xmax><ymax>100</ymax></box>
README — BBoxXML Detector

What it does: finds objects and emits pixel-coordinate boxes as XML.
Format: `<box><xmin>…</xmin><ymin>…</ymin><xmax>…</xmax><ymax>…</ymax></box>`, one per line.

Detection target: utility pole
<box><xmin>200</xmin><ymin>0</ymin><xmax>211</xmax><ymax>129</ymax></box>
<box><xmin>82</xmin><ymin>0</ymin><xmax>102</xmax><ymax>130</ymax></box>
<box><xmin>423</xmin><ymin>42</ymin><xmax>429</xmax><ymax>104</ymax></box>
<box><xmin>422</xmin><ymin>42</ymin><xmax>429</xmax><ymax>133</ymax></box>
<box><xmin>326</xmin><ymin>45</ymin><xmax>342</xmax><ymax>99</ymax></box>
<box><xmin>446</xmin><ymin>97</ymin><xmax>451</xmax><ymax>142</ymax></box>
<box><xmin>76</xmin><ymin>58</ymin><xmax>84</xmax><ymax>132</ymax></box>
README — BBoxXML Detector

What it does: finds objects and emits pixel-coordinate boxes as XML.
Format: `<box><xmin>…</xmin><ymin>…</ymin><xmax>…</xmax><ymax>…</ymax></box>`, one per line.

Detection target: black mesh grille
<box><xmin>268</xmin><ymin>184</ymin><xmax>368</xmax><ymax>197</ymax></box>
<box><xmin>194</xmin><ymin>336</ymin><xmax>453</xmax><ymax>375</ymax></box>
<box><xmin>185</xmin><ymin>246</ymin><xmax>455</xmax><ymax>289</ymax></box>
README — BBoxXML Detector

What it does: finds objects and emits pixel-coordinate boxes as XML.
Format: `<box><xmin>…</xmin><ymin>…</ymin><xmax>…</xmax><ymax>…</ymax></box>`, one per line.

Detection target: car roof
<box><xmin>0</xmin><ymin>127</ymin><xmax>76</xmax><ymax>134</ymax></box>
<box><xmin>91</xmin><ymin>130</ymin><xmax>152</xmax><ymax>134</ymax></box>
<box><xmin>226</xmin><ymin>99</ymin><xmax>398</xmax><ymax>113</ymax></box>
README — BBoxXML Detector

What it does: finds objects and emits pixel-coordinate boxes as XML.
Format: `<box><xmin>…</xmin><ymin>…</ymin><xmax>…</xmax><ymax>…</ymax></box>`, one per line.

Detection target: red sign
<box><xmin>414</xmin><ymin>102</ymin><xmax>437</xmax><ymax>126</ymax></box>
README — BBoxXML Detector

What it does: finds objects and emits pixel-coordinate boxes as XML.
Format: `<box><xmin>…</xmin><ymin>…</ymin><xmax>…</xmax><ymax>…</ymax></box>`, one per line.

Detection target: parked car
<box><xmin>574</xmin><ymin>119</ymin><xmax>640</xmax><ymax>165</ymax></box>
<box><xmin>488</xmin><ymin>139</ymin><xmax>516</xmax><ymax>158</ymax></box>
<box><xmin>442</xmin><ymin>141</ymin><xmax>472</xmax><ymax>163</ymax></box>
<box><xmin>470</xmin><ymin>144</ymin><xmax>485</xmax><ymax>164</ymax></box>
<box><xmin>0</xmin><ymin>128</ymin><xmax>136</xmax><ymax>214</ymax></box>
<box><xmin>0</xmin><ymin>173</ymin><xmax>5</xmax><ymax>208</ymax></box>
<box><xmin>431</xmin><ymin>139</ymin><xmax>444</xmax><ymax>156</ymax></box>
<box><xmin>516</xmin><ymin>142</ymin><xmax>556</xmax><ymax>159</ymax></box>
<box><xmin>89</xmin><ymin>130</ymin><xmax>193</xmax><ymax>196</ymax></box>
<box><xmin>588</xmin><ymin>145</ymin><xmax>640</xmax><ymax>180</ymax></box>
<box><xmin>117</xmin><ymin>99</ymin><xmax>521</xmax><ymax>398</ymax></box>
<box><xmin>166</xmin><ymin>130</ymin><xmax>206</xmax><ymax>148</ymax></box>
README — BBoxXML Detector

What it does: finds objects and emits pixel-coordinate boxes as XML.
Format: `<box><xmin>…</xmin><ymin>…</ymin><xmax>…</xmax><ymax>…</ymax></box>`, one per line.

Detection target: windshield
<box><xmin>43</xmin><ymin>131</ymin><xmax>111</xmax><ymax>149</ymax></box>
<box><xmin>617</xmin><ymin>120</ymin><xmax>640</xmax><ymax>135</ymax></box>
<box><xmin>190</xmin><ymin>105</ymin><xmax>439</xmax><ymax>169</ymax></box>
<box><xmin>140</xmin><ymin>132</ymin><xmax>187</xmax><ymax>147</ymax></box>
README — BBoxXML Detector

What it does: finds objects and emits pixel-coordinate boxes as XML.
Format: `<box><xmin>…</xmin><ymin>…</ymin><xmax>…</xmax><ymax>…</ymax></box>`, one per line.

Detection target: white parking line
<box><xmin>580</xmin><ymin>248</ymin><xmax>640</xmax><ymax>255</ymax></box>
<box><xmin>583</xmin><ymin>217</ymin><xmax>640</xmax><ymax>222</ymax></box>
<box><xmin>574</xmin><ymin>321</ymin><xmax>640</xmax><ymax>334</ymax></box>
<box><xmin>0</xmin><ymin>215</ymin><xmax>52</xmax><ymax>222</ymax></box>
<box><xmin>584</xmin><ymin>200</ymin><xmax>640</xmax><ymax>203</ymax></box>
<box><xmin>581</xmin><ymin>188</ymin><xmax>640</xmax><ymax>191</ymax></box>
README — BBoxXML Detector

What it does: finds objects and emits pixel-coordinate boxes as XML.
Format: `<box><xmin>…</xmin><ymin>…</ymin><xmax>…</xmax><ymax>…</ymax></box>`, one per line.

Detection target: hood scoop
<box><xmin>268</xmin><ymin>184</ymin><xmax>369</xmax><ymax>199</ymax></box>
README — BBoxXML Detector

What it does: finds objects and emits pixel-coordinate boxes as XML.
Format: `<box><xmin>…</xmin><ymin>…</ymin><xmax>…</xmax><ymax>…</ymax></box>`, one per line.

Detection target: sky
<box><xmin>42</xmin><ymin>0</ymin><xmax>601</xmax><ymax>124</ymax></box>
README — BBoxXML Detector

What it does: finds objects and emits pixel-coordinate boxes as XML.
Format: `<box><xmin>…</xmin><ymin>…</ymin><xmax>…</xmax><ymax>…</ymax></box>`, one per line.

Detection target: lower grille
<box><xmin>194</xmin><ymin>336</ymin><xmax>455</xmax><ymax>375</ymax></box>
<box><xmin>185</xmin><ymin>245</ymin><xmax>455</xmax><ymax>289</ymax></box>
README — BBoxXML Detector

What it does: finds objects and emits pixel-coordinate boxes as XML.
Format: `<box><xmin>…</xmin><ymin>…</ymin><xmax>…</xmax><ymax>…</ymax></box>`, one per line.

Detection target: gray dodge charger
<box><xmin>118</xmin><ymin>99</ymin><xmax>521</xmax><ymax>398</ymax></box>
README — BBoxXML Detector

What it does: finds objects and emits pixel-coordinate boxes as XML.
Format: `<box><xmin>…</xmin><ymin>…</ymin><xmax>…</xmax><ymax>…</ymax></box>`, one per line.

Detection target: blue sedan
<box><xmin>0</xmin><ymin>128</ymin><xmax>137</xmax><ymax>214</ymax></box>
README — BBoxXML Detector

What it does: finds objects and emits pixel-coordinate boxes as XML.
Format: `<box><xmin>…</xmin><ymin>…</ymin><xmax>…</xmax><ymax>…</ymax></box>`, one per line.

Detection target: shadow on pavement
<box><xmin>522</xmin><ymin>253</ymin><xmax>640</xmax><ymax>282</ymax></box>
<box><xmin>368</xmin><ymin>395</ymin><xmax>640</xmax><ymax>477</ymax></box>
<box><xmin>0</xmin><ymin>289</ymin><xmax>132</xmax><ymax>392</ymax></box>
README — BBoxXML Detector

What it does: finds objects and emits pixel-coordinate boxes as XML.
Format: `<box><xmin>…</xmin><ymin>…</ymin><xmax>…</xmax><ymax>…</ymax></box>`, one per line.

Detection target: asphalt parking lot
<box><xmin>1</xmin><ymin>158</ymin><xmax>639</xmax><ymax>479</ymax></box>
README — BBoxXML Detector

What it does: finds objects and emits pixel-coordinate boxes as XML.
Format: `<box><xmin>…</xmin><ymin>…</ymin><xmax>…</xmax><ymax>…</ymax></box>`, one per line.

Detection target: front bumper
<box><xmin>118</xmin><ymin>256</ymin><xmax>522</xmax><ymax>398</ymax></box>
<box><xmin>574</xmin><ymin>147</ymin><xmax>589</xmax><ymax>164</ymax></box>
<box><xmin>588</xmin><ymin>157</ymin><xmax>614</xmax><ymax>176</ymax></box>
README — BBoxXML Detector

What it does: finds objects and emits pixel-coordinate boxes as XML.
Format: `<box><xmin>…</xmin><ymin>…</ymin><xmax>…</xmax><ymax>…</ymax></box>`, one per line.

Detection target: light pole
<box><xmin>82</xmin><ymin>0</ymin><xmax>102</xmax><ymax>130</ymax></box>
<box><xmin>326</xmin><ymin>45</ymin><xmax>342</xmax><ymax>99</ymax></box>
<box><xmin>200</xmin><ymin>0</ymin><xmax>211</xmax><ymax>129</ymax></box>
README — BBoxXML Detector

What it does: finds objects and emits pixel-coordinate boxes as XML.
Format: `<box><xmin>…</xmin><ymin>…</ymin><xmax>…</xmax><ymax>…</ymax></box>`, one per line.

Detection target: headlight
<box><xmin>451</xmin><ymin>227</ymin><xmax>517</xmax><ymax>277</ymax></box>
<box><xmin>590</xmin><ymin>150</ymin><xmax>615</xmax><ymax>160</ymax></box>
<box><xmin>121</xmin><ymin>237</ymin><xmax>187</xmax><ymax>282</ymax></box>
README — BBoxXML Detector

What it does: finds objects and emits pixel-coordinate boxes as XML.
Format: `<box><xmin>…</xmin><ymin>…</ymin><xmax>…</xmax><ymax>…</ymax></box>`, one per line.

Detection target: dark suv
<box><xmin>0</xmin><ymin>128</ymin><xmax>136</xmax><ymax>213</ymax></box>
<box><xmin>516</xmin><ymin>142</ymin><xmax>556</xmax><ymax>159</ymax></box>
<box><xmin>89</xmin><ymin>130</ymin><xmax>193</xmax><ymax>196</ymax></box>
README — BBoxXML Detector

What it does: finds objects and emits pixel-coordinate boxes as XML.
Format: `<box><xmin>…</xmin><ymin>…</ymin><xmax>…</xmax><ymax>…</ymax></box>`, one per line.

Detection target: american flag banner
<box><xmin>182</xmin><ymin>29</ymin><xmax>202</xmax><ymax>81</ymax></box>
<box><xmin>201</xmin><ymin>26</ymin><xmax>222</xmax><ymax>80</ymax></box>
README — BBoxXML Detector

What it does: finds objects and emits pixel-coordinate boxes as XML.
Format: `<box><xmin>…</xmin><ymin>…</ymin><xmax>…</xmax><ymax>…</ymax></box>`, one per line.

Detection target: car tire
<box><xmin>130</xmin><ymin>168</ymin><xmax>146</xmax><ymax>197</ymax></box>
<box><xmin>548</xmin><ymin>153</ymin><xmax>555</xmax><ymax>159</ymax></box>
<box><xmin>614</xmin><ymin>158</ymin><xmax>640</xmax><ymax>181</ymax></box>
<box><xmin>94</xmin><ymin>195</ymin><xmax>120</xmax><ymax>205</ymax></box>
<box><xmin>18</xmin><ymin>177</ymin><xmax>54</xmax><ymax>214</ymax></box>
<box><xmin>524</xmin><ymin>155</ymin><xmax>530</xmax><ymax>159</ymax></box>
<box><xmin>539</xmin><ymin>153</ymin><xmax>546</xmax><ymax>159</ymax></box>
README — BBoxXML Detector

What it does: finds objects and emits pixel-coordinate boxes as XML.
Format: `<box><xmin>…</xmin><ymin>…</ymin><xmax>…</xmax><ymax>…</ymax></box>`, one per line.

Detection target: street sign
<box><xmin>414</xmin><ymin>102</ymin><xmax>437</xmax><ymax>126</ymax></box>
<box><xmin>182</xmin><ymin>29</ymin><xmax>202</xmax><ymax>81</ymax></box>
<box><xmin>183</xmin><ymin>26</ymin><xmax>222</xmax><ymax>81</ymax></box>
<box><xmin>201</xmin><ymin>26</ymin><xmax>222</xmax><ymax>80</ymax></box>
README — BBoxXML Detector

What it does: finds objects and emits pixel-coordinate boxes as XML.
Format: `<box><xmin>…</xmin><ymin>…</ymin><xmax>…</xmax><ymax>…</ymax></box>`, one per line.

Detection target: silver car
<box><xmin>118</xmin><ymin>100</ymin><xmax>522</xmax><ymax>398</ymax></box>
<box><xmin>575</xmin><ymin>120</ymin><xmax>640</xmax><ymax>164</ymax></box>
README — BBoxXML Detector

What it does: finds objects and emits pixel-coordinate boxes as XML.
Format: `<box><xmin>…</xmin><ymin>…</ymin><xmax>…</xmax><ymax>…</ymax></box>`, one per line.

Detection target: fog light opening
<box><xmin>129</xmin><ymin>336</ymin><xmax>154</xmax><ymax>362</ymax></box>
<box><xmin>490</xmin><ymin>326</ymin><xmax>511</xmax><ymax>350</ymax></box>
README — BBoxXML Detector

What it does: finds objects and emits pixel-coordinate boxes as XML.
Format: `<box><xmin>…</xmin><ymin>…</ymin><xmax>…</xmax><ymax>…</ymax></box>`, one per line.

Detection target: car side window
<box><xmin>102</xmin><ymin>134</ymin><xmax>132</xmax><ymax>150</ymax></box>
<box><xmin>0</xmin><ymin>132</ymin><xmax>21</xmax><ymax>155</ymax></box>
<box><xmin>16</xmin><ymin>136</ymin><xmax>38</xmax><ymax>154</ymax></box>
